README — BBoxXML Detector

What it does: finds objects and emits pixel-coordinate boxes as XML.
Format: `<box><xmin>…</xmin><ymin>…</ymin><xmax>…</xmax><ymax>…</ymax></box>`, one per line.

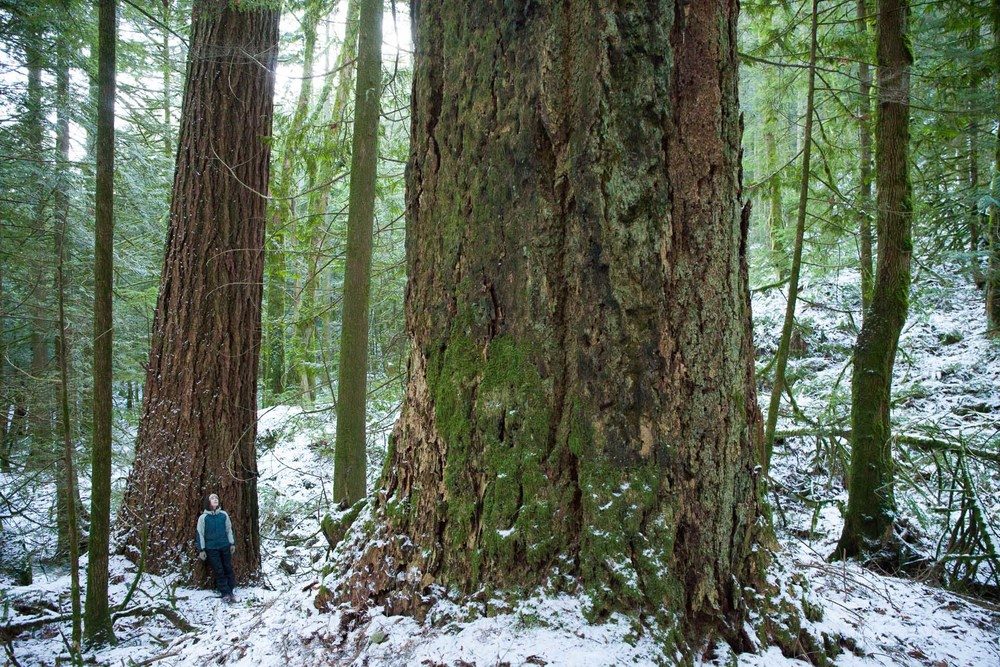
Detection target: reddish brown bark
<box><xmin>119</xmin><ymin>0</ymin><xmax>280</xmax><ymax>582</ymax></box>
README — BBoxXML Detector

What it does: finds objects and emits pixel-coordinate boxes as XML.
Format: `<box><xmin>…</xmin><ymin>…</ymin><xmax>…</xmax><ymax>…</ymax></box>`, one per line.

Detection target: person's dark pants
<box><xmin>205</xmin><ymin>548</ymin><xmax>236</xmax><ymax>596</ymax></box>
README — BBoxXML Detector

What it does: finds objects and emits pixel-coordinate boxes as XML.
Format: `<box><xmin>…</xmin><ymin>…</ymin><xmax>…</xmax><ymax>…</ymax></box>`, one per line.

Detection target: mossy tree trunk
<box><xmin>332</xmin><ymin>0</ymin><xmax>382</xmax><ymax>504</ymax></box>
<box><xmin>85</xmin><ymin>0</ymin><xmax>117</xmax><ymax>645</ymax></box>
<box><xmin>337</xmin><ymin>0</ymin><xmax>767</xmax><ymax>649</ymax></box>
<box><xmin>263</xmin><ymin>227</ymin><xmax>287</xmax><ymax>400</ymax></box>
<box><xmin>835</xmin><ymin>0</ymin><xmax>913</xmax><ymax>563</ymax></box>
<box><xmin>119</xmin><ymin>0</ymin><xmax>280</xmax><ymax>582</ymax></box>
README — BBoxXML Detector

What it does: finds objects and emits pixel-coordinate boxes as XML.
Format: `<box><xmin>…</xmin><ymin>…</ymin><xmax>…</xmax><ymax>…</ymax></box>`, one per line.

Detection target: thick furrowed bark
<box><xmin>334</xmin><ymin>0</ymin><xmax>767</xmax><ymax>650</ymax></box>
<box><xmin>119</xmin><ymin>0</ymin><xmax>279</xmax><ymax>582</ymax></box>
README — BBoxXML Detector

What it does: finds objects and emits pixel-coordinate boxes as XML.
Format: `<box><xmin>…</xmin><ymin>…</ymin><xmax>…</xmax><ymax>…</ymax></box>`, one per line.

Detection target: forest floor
<box><xmin>3</xmin><ymin>267</ymin><xmax>999</xmax><ymax>666</ymax></box>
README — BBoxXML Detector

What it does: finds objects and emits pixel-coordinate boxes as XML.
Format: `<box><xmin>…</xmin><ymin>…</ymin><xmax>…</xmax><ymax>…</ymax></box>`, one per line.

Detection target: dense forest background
<box><xmin>0</xmin><ymin>0</ymin><xmax>998</xmax><ymax>665</ymax></box>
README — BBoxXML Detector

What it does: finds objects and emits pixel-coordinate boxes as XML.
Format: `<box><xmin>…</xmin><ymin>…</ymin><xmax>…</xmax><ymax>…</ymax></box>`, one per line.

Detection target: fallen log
<box><xmin>775</xmin><ymin>429</ymin><xmax>1000</xmax><ymax>465</ymax></box>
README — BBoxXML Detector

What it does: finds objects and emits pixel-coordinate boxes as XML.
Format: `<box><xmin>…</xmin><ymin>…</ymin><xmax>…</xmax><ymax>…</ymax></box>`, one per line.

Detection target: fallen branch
<box><xmin>774</xmin><ymin>429</ymin><xmax>1000</xmax><ymax>465</ymax></box>
<box><xmin>111</xmin><ymin>604</ymin><xmax>196</xmax><ymax>633</ymax></box>
<box><xmin>0</xmin><ymin>612</ymin><xmax>72</xmax><ymax>643</ymax></box>
<box><xmin>129</xmin><ymin>648</ymin><xmax>184</xmax><ymax>666</ymax></box>
<box><xmin>0</xmin><ymin>603</ymin><xmax>196</xmax><ymax>642</ymax></box>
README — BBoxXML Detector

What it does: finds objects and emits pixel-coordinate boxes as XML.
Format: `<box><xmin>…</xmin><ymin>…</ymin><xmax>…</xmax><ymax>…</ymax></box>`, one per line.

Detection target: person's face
<box><xmin>209</xmin><ymin>494</ymin><xmax>219</xmax><ymax>510</ymax></box>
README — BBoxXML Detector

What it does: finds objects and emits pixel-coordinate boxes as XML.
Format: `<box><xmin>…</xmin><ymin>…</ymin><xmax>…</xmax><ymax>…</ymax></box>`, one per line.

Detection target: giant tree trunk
<box><xmin>835</xmin><ymin>0</ymin><xmax>913</xmax><ymax>563</ymax></box>
<box><xmin>118</xmin><ymin>0</ymin><xmax>280</xmax><ymax>581</ymax></box>
<box><xmin>335</xmin><ymin>0</ymin><xmax>766</xmax><ymax>648</ymax></box>
<box><xmin>332</xmin><ymin>0</ymin><xmax>382</xmax><ymax>504</ymax></box>
<box><xmin>85</xmin><ymin>0</ymin><xmax>117</xmax><ymax>644</ymax></box>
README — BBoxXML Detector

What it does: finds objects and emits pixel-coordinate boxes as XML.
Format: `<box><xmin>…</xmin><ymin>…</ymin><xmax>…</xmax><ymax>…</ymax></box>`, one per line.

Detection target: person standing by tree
<box><xmin>195</xmin><ymin>493</ymin><xmax>236</xmax><ymax>602</ymax></box>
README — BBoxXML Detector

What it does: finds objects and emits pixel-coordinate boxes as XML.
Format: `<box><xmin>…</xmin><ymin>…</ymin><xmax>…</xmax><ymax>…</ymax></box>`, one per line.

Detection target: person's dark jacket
<box><xmin>195</xmin><ymin>498</ymin><xmax>235</xmax><ymax>551</ymax></box>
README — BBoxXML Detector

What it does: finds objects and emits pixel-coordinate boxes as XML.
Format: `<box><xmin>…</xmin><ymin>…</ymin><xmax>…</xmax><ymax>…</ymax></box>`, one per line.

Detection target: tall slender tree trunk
<box><xmin>161</xmin><ymin>0</ymin><xmax>173</xmax><ymax>158</ymax></box>
<box><xmin>55</xmin><ymin>120</ymin><xmax>83</xmax><ymax>656</ymax></box>
<box><xmin>857</xmin><ymin>0</ymin><xmax>875</xmax><ymax>312</ymax></box>
<box><xmin>763</xmin><ymin>108</ymin><xmax>786</xmax><ymax>279</ymax></box>
<box><xmin>970</xmin><ymin>125</ymin><xmax>985</xmax><ymax>290</ymax></box>
<box><xmin>289</xmin><ymin>0</ymin><xmax>363</xmax><ymax>406</ymax></box>
<box><xmin>25</xmin><ymin>31</ymin><xmax>52</xmax><ymax>472</ymax></box>
<box><xmin>265</xmin><ymin>1</ymin><xmax>324</xmax><ymax>405</ymax></box>
<box><xmin>965</xmin><ymin>21</ymin><xmax>985</xmax><ymax>293</ymax></box>
<box><xmin>0</xmin><ymin>269</ymin><xmax>8</xmax><ymax>473</ymax></box>
<box><xmin>118</xmin><ymin>0</ymin><xmax>280</xmax><ymax>581</ymax></box>
<box><xmin>52</xmin><ymin>14</ymin><xmax>85</xmax><ymax>564</ymax></box>
<box><xmin>988</xmin><ymin>0</ymin><xmax>1000</xmax><ymax>334</ymax></box>
<box><xmin>763</xmin><ymin>0</ymin><xmax>819</xmax><ymax>467</ymax></box>
<box><xmin>835</xmin><ymin>0</ymin><xmax>913</xmax><ymax>563</ymax></box>
<box><xmin>332</xmin><ymin>0</ymin><xmax>381</xmax><ymax>504</ymax></box>
<box><xmin>333</xmin><ymin>0</ymin><xmax>767</xmax><ymax>651</ymax></box>
<box><xmin>85</xmin><ymin>0</ymin><xmax>117</xmax><ymax>645</ymax></box>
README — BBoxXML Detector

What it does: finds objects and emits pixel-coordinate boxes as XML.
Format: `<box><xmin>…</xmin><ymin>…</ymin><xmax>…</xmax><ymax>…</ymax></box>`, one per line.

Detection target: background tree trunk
<box><xmin>55</xmin><ymin>78</ymin><xmax>83</xmax><ymax>649</ymax></box>
<box><xmin>25</xmin><ymin>30</ymin><xmax>52</xmax><ymax>473</ymax></box>
<box><xmin>85</xmin><ymin>0</ymin><xmax>117</xmax><ymax>645</ymax></box>
<box><xmin>0</xmin><ymin>268</ymin><xmax>7</xmax><ymax>472</ymax></box>
<box><xmin>53</xmin><ymin>22</ymin><xmax>79</xmax><ymax>564</ymax></box>
<box><xmin>836</xmin><ymin>0</ymin><xmax>913</xmax><ymax>563</ymax></box>
<box><xmin>332</xmin><ymin>0</ymin><xmax>382</xmax><ymax>504</ymax></box>
<box><xmin>160</xmin><ymin>0</ymin><xmax>173</xmax><ymax>159</ymax></box>
<box><xmin>118</xmin><ymin>0</ymin><xmax>280</xmax><ymax>582</ymax></box>
<box><xmin>265</xmin><ymin>0</ymin><xmax>322</xmax><ymax>405</ymax></box>
<box><xmin>857</xmin><ymin>0</ymin><xmax>875</xmax><ymax>312</ymax></box>
<box><xmin>336</xmin><ymin>0</ymin><xmax>766</xmax><ymax>649</ymax></box>
<box><xmin>988</xmin><ymin>0</ymin><xmax>1000</xmax><ymax>334</ymax></box>
<box><xmin>763</xmin><ymin>0</ymin><xmax>819</xmax><ymax>466</ymax></box>
<box><xmin>763</xmin><ymin>108</ymin><xmax>786</xmax><ymax>279</ymax></box>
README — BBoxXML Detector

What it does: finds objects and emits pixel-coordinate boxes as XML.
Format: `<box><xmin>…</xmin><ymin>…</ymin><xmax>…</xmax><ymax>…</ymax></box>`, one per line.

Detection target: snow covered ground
<box><xmin>2</xmin><ymin>268</ymin><xmax>999</xmax><ymax>666</ymax></box>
